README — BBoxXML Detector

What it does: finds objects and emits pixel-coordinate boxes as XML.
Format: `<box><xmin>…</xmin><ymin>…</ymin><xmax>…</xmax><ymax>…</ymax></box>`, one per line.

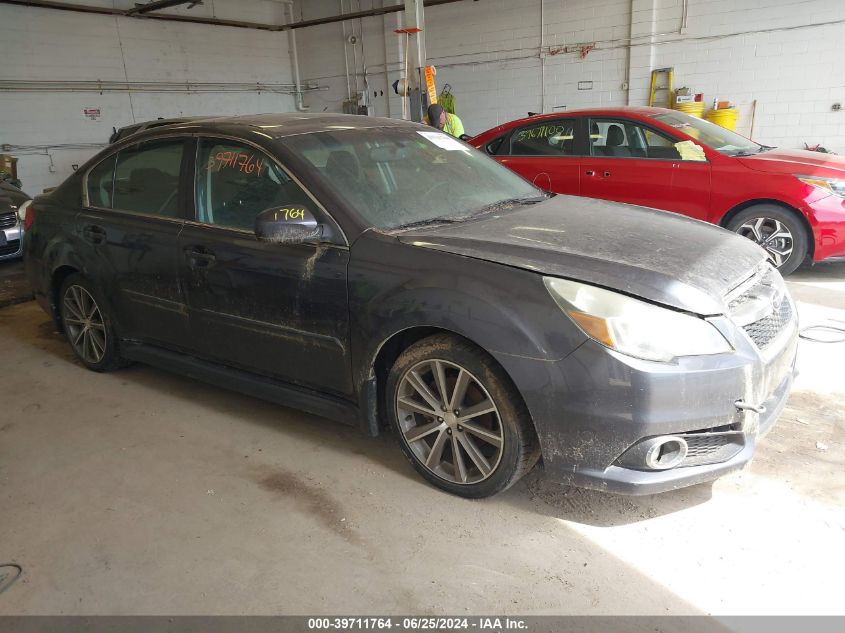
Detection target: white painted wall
<box><xmin>4</xmin><ymin>0</ymin><xmax>844</xmax><ymax>195</ymax></box>
<box><xmin>0</xmin><ymin>1</ymin><xmax>298</xmax><ymax>195</ymax></box>
<box><xmin>296</xmin><ymin>0</ymin><xmax>845</xmax><ymax>153</ymax></box>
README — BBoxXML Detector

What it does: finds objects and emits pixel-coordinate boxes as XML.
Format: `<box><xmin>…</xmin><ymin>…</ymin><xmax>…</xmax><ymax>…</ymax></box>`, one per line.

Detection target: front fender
<box><xmin>349</xmin><ymin>232</ymin><xmax>586</xmax><ymax>390</ymax></box>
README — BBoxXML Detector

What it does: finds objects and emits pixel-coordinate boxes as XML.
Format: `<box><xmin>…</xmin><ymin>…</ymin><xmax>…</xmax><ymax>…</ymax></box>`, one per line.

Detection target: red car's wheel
<box><xmin>727</xmin><ymin>205</ymin><xmax>808</xmax><ymax>275</ymax></box>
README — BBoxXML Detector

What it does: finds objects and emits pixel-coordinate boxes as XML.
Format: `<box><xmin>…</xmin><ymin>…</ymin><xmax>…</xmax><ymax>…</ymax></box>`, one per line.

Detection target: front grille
<box><xmin>727</xmin><ymin>265</ymin><xmax>793</xmax><ymax>350</ymax></box>
<box><xmin>743</xmin><ymin>299</ymin><xmax>792</xmax><ymax>349</ymax></box>
<box><xmin>0</xmin><ymin>212</ymin><xmax>17</xmax><ymax>229</ymax></box>
<box><xmin>0</xmin><ymin>239</ymin><xmax>21</xmax><ymax>256</ymax></box>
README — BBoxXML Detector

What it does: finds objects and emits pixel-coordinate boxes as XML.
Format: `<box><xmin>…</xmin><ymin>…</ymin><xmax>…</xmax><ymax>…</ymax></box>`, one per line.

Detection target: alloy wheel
<box><xmin>736</xmin><ymin>217</ymin><xmax>794</xmax><ymax>268</ymax></box>
<box><xmin>396</xmin><ymin>359</ymin><xmax>504</xmax><ymax>485</ymax></box>
<box><xmin>63</xmin><ymin>285</ymin><xmax>107</xmax><ymax>364</ymax></box>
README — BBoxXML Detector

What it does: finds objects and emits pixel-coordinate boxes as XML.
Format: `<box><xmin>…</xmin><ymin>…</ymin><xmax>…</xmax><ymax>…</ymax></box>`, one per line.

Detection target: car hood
<box><xmin>738</xmin><ymin>148</ymin><xmax>845</xmax><ymax>176</ymax></box>
<box><xmin>0</xmin><ymin>182</ymin><xmax>30</xmax><ymax>211</ymax></box>
<box><xmin>397</xmin><ymin>195</ymin><xmax>768</xmax><ymax>315</ymax></box>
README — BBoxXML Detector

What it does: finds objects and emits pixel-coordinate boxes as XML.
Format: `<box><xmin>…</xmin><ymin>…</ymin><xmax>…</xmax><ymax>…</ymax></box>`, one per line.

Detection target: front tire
<box><xmin>59</xmin><ymin>274</ymin><xmax>125</xmax><ymax>372</ymax></box>
<box><xmin>386</xmin><ymin>334</ymin><xmax>540</xmax><ymax>498</ymax></box>
<box><xmin>726</xmin><ymin>205</ymin><xmax>808</xmax><ymax>275</ymax></box>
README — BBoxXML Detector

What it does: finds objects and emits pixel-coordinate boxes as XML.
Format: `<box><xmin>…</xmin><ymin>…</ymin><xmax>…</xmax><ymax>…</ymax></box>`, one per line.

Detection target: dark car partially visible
<box><xmin>23</xmin><ymin>114</ymin><xmax>798</xmax><ymax>498</ymax></box>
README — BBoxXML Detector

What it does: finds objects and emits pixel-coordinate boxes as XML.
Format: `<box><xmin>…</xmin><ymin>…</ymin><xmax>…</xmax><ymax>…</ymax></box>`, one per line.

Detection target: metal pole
<box><xmin>402</xmin><ymin>0</ymin><xmax>425</xmax><ymax>122</ymax></box>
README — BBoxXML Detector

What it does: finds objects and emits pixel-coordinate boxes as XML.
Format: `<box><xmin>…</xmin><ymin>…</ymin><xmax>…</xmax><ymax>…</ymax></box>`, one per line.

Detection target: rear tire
<box><xmin>386</xmin><ymin>334</ymin><xmax>540</xmax><ymax>498</ymax></box>
<box><xmin>726</xmin><ymin>205</ymin><xmax>808</xmax><ymax>276</ymax></box>
<box><xmin>59</xmin><ymin>273</ymin><xmax>125</xmax><ymax>372</ymax></box>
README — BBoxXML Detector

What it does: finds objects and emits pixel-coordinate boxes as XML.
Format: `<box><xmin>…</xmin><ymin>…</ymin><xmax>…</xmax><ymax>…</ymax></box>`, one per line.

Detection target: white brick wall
<box><xmin>296</xmin><ymin>0</ymin><xmax>845</xmax><ymax>154</ymax></box>
<box><xmin>0</xmin><ymin>2</ymin><xmax>297</xmax><ymax>195</ymax></box>
<box><xmin>5</xmin><ymin>0</ymin><xmax>844</xmax><ymax>195</ymax></box>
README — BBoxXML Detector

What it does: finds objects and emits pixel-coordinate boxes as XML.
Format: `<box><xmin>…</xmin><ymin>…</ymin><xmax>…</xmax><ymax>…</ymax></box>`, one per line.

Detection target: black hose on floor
<box><xmin>799</xmin><ymin>325</ymin><xmax>845</xmax><ymax>343</ymax></box>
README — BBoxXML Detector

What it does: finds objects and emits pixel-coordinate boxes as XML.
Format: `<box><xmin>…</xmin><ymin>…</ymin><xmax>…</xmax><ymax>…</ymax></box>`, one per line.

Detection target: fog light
<box><xmin>644</xmin><ymin>436</ymin><xmax>688</xmax><ymax>470</ymax></box>
<box><xmin>617</xmin><ymin>435</ymin><xmax>689</xmax><ymax>471</ymax></box>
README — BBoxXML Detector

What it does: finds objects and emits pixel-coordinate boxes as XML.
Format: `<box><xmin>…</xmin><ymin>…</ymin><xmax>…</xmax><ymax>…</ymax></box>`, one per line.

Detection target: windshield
<box><xmin>284</xmin><ymin>127</ymin><xmax>542</xmax><ymax>229</ymax></box>
<box><xmin>651</xmin><ymin>111</ymin><xmax>763</xmax><ymax>156</ymax></box>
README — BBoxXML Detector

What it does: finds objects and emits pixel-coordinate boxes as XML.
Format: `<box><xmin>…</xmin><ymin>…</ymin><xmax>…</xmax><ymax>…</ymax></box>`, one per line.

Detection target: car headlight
<box><xmin>795</xmin><ymin>175</ymin><xmax>845</xmax><ymax>197</ymax></box>
<box><xmin>17</xmin><ymin>199</ymin><xmax>32</xmax><ymax>224</ymax></box>
<box><xmin>544</xmin><ymin>277</ymin><xmax>733</xmax><ymax>363</ymax></box>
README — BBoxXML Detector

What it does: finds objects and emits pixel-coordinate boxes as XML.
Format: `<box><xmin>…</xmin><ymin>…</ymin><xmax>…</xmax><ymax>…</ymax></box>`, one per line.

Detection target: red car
<box><xmin>470</xmin><ymin>106</ymin><xmax>845</xmax><ymax>275</ymax></box>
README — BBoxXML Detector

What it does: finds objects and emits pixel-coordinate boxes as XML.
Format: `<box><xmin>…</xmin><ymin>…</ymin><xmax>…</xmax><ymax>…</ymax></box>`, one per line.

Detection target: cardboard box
<box><xmin>0</xmin><ymin>154</ymin><xmax>18</xmax><ymax>180</ymax></box>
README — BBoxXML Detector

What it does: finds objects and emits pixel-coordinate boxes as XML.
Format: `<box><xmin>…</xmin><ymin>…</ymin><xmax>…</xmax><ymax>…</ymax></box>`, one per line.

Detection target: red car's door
<box><xmin>494</xmin><ymin>117</ymin><xmax>581</xmax><ymax>194</ymax></box>
<box><xmin>580</xmin><ymin>117</ymin><xmax>711</xmax><ymax>220</ymax></box>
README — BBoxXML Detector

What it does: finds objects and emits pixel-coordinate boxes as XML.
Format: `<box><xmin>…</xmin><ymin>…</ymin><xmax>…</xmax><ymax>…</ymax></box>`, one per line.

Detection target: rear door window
<box><xmin>86</xmin><ymin>154</ymin><xmax>116</xmax><ymax>208</ymax></box>
<box><xmin>508</xmin><ymin>119</ymin><xmax>577</xmax><ymax>156</ymax></box>
<box><xmin>113</xmin><ymin>139</ymin><xmax>185</xmax><ymax>217</ymax></box>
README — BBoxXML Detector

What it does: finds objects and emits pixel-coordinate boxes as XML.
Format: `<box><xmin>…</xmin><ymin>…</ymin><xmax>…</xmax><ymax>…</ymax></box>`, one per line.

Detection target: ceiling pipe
<box><xmin>0</xmin><ymin>0</ymin><xmax>465</xmax><ymax>32</ymax></box>
<box><xmin>278</xmin><ymin>0</ymin><xmax>309</xmax><ymax>111</ymax></box>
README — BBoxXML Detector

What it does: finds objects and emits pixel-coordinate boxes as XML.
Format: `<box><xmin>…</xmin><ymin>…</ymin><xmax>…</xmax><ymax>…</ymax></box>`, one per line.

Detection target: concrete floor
<box><xmin>0</xmin><ymin>258</ymin><xmax>843</xmax><ymax>615</ymax></box>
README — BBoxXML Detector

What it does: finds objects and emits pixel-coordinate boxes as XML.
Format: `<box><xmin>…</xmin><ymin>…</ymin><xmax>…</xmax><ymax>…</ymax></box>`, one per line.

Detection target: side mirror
<box><xmin>254</xmin><ymin>204</ymin><xmax>323</xmax><ymax>244</ymax></box>
<box><xmin>458</xmin><ymin>134</ymin><xmax>472</xmax><ymax>141</ymax></box>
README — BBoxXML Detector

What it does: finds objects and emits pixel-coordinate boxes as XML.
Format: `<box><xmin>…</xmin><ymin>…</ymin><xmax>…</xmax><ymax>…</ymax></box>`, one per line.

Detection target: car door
<box><xmin>494</xmin><ymin>117</ymin><xmax>582</xmax><ymax>194</ymax></box>
<box><xmin>179</xmin><ymin>136</ymin><xmax>352</xmax><ymax>396</ymax></box>
<box><xmin>78</xmin><ymin>136</ymin><xmax>190</xmax><ymax>348</ymax></box>
<box><xmin>580</xmin><ymin>117</ymin><xmax>712</xmax><ymax>220</ymax></box>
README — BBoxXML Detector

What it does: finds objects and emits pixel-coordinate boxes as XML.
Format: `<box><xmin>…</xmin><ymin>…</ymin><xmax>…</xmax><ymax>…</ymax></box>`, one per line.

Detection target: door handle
<box><xmin>585</xmin><ymin>170</ymin><xmax>595</xmax><ymax>176</ymax></box>
<box><xmin>603</xmin><ymin>170</ymin><xmax>612</xmax><ymax>177</ymax></box>
<box><xmin>82</xmin><ymin>225</ymin><xmax>106</xmax><ymax>245</ymax></box>
<box><xmin>184</xmin><ymin>247</ymin><xmax>216</xmax><ymax>268</ymax></box>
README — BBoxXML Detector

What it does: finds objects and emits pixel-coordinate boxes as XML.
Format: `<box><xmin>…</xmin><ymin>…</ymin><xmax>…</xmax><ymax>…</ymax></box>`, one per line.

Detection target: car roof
<box><xmin>124</xmin><ymin>112</ymin><xmax>416</xmax><ymax>142</ymax></box>
<box><xmin>471</xmin><ymin>106</ymin><xmax>678</xmax><ymax>140</ymax></box>
<box><xmin>513</xmin><ymin>105</ymin><xmax>672</xmax><ymax>122</ymax></box>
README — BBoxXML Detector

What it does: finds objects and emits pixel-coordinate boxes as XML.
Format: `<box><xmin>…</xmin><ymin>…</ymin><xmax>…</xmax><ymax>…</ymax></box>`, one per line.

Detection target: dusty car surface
<box><xmin>23</xmin><ymin>113</ymin><xmax>798</xmax><ymax>497</ymax></box>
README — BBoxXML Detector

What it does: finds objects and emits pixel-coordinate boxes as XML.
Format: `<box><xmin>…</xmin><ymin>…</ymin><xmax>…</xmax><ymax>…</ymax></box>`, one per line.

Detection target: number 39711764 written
<box><xmin>208</xmin><ymin>150</ymin><xmax>265</xmax><ymax>176</ymax></box>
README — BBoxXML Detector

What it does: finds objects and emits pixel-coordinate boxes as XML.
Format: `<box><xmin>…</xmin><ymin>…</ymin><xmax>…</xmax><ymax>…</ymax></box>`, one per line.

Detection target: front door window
<box><xmin>589</xmin><ymin>119</ymin><xmax>706</xmax><ymax>162</ymax></box>
<box><xmin>195</xmin><ymin>139</ymin><xmax>311</xmax><ymax>231</ymax></box>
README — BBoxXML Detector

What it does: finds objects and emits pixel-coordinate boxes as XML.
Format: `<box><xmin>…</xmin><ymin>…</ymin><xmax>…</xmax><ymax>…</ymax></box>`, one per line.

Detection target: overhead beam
<box><xmin>126</xmin><ymin>0</ymin><xmax>199</xmax><ymax>16</ymax></box>
<box><xmin>275</xmin><ymin>0</ymin><xmax>463</xmax><ymax>31</ymax></box>
<box><xmin>0</xmin><ymin>0</ymin><xmax>467</xmax><ymax>31</ymax></box>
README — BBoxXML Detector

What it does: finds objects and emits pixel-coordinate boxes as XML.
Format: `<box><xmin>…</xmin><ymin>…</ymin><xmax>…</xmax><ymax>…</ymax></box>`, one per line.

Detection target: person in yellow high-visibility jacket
<box><xmin>425</xmin><ymin>104</ymin><xmax>465</xmax><ymax>138</ymax></box>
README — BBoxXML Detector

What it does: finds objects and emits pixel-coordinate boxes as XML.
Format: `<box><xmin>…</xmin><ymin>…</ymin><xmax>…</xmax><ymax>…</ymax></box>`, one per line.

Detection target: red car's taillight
<box><xmin>22</xmin><ymin>202</ymin><xmax>36</xmax><ymax>231</ymax></box>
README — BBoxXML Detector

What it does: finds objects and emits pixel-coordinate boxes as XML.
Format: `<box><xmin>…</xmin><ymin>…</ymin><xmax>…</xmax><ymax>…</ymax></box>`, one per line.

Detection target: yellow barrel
<box><xmin>673</xmin><ymin>100</ymin><xmax>705</xmax><ymax>118</ymax></box>
<box><xmin>705</xmin><ymin>107</ymin><xmax>739</xmax><ymax>130</ymax></box>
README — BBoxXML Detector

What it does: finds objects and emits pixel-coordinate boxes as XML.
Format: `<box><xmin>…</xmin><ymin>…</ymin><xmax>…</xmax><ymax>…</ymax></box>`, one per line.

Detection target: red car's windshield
<box><xmin>652</xmin><ymin>111</ymin><xmax>764</xmax><ymax>156</ymax></box>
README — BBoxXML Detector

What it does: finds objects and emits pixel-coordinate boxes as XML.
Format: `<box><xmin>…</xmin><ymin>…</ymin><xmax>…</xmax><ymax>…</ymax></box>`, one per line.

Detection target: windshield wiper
<box><xmin>466</xmin><ymin>194</ymin><xmax>549</xmax><ymax>218</ymax></box>
<box><xmin>393</xmin><ymin>195</ymin><xmax>548</xmax><ymax>231</ymax></box>
<box><xmin>393</xmin><ymin>215</ymin><xmax>462</xmax><ymax>230</ymax></box>
<box><xmin>732</xmin><ymin>145</ymin><xmax>774</xmax><ymax>157</ymax></box>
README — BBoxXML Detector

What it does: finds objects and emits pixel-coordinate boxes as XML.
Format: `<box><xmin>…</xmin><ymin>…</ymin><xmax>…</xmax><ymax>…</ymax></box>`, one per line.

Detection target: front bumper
<box><xmin>494</xmin><ymin>305</ymin><xmax>799</xmax><ymax>495</ymax></box>
<box><xmin>0</xmin><ymin>223</ymin><xmax>23</xmax><ymax>260</ymax></box>
<box><xmin>807</xmin><ymin>194</ymin><xmax>845</xmax><ymax>261</ymax></box>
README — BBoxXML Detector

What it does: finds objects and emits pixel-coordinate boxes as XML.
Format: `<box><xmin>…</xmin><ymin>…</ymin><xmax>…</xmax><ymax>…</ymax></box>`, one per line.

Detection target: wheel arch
<box><xmin>719</xmin><ymin>199</ymin><xmax>815</xmax><ymax>259</ymax></box>
<box><xmin>367</xmin><ymin>326</ymin><xmax>536</xmax><ymax>441</ymax></box>
<box><xmin>50</xmin><ymin>264</ymin><xmax>81</xmax><ymax>332</ymax></box>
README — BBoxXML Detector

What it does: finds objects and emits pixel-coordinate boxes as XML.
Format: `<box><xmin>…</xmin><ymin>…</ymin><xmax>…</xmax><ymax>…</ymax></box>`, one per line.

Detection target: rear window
<box><xmin>112</xmin><ymin>139</ymin><xmax>184</xmax><ymax>217</ymax></box>
<box><xmin>86</xmin><ymin>155</ymin><xmax>116</xmax><ymax>208</ymax></box>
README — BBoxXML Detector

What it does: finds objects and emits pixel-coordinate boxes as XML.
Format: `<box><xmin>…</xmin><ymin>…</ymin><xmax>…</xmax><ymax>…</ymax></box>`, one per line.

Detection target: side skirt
<box><xmin>121</xmin><ymin>342</ymin><xmax>360</xmax><ymax>426</ymax></box>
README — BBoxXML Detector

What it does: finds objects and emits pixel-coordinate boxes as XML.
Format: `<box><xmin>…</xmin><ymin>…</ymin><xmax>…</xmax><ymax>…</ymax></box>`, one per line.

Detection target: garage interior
<box><xmin>1</xmin><ymin>0</ymin><xmax>844</xmax><ymax>620</ymax></box>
